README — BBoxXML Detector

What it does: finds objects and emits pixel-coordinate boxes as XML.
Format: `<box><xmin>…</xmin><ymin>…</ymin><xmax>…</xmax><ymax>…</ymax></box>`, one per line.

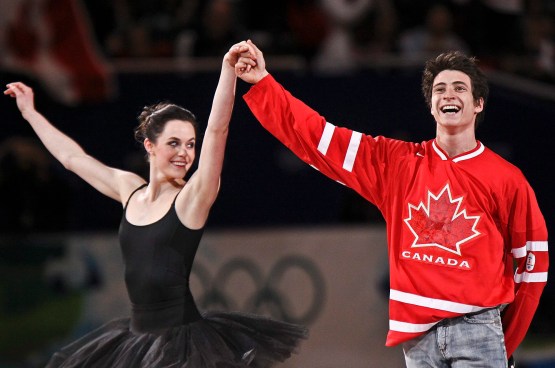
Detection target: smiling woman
<box><xmin>135</xmin><ymin>103</ymin><xmax>198</xmax><ymax>153</ymax></box>
<box><xmin>135</xmin><ymin>104</ymin><xmax>197</xmax><ymax>184</ymax></box>
<box><xmin>4</xmin><ymin>40</ymin><xmax>307</xmax><ymax>367</ymax></box>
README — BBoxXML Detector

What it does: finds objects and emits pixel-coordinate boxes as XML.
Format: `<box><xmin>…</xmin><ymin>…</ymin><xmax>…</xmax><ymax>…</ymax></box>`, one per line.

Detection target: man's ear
<box><xmin>474</xmin><ymin>97</ymin><xmax>484</xmax><ymax>113</ymax></box>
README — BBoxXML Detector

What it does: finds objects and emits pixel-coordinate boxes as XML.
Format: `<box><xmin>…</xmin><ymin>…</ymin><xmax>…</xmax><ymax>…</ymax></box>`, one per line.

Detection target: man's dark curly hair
<box><xmin>421</xmin><ymin>51</ymin><xmax>489</xmax><ymax>126</ymax></box>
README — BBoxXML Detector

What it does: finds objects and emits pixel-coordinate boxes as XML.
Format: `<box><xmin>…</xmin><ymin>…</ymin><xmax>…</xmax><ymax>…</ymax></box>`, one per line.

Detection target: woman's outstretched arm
<box><xmin>4</xmin><ymin>82</ymin><xmax>143</xmax><ymax>202</ymax></box>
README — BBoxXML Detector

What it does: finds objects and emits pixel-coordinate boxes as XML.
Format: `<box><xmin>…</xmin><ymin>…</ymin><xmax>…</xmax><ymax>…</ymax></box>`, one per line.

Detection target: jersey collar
<box><xmin>432</xmin><ymin>140</ymin><xmax>485</xmax><ymax>162</ymax></box>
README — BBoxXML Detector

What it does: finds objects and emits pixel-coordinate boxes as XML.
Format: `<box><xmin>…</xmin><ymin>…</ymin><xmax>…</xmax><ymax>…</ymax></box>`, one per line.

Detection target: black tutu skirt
<box><xmin>45</xmin><ymin>311</ymin><xmax>308</xmax><ymax>368</ymax></box>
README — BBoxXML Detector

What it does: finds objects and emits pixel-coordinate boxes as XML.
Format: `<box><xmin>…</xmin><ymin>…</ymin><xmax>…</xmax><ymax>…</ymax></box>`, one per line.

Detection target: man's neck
<box><xmin>435</xmin><ymin>131</ymin><xmax>477</xmax><ymax>158</ymax></box>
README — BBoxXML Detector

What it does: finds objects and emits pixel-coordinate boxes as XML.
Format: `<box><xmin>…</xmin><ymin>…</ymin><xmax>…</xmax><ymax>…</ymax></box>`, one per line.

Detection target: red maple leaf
<box><xmin>404</xmin><ymin>184</ymin><xmax>480</xmax><ymax>255</ymax></box>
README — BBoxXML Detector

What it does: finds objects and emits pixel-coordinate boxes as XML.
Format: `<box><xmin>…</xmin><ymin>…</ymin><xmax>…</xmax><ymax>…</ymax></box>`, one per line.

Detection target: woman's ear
<box><xmin>144</xmin><ymin>138</ymin><xmax>154</xmax><ymax>156</ymax></box>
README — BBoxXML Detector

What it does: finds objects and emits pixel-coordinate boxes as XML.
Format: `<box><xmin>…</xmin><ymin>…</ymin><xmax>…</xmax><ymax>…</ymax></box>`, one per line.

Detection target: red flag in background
<box><xmin>0</xmin><ymin>0</ymin><xmax>115</xmax><ymax>105</ymax></box>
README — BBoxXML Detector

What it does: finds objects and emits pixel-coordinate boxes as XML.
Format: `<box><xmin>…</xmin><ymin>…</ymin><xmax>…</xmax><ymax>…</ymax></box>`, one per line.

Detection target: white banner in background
<box><xmin>41</xmin><ymin>226</ymin><xmax>405</xmax><ymax>368</ymax></box>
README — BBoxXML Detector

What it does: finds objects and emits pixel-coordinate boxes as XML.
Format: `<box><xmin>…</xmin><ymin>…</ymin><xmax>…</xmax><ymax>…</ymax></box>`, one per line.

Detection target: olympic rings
<box><xmin>193</xmin><ymin>254</ymin><xmax>326</xmax><ymax>325</ymax></box>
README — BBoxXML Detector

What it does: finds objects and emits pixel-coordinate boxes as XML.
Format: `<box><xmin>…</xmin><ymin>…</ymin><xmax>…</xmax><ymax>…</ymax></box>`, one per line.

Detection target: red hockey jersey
<box><xmin>243</xmin><ymin>74</ymin><xmax>549</xmax><ymax>357</ymax></box>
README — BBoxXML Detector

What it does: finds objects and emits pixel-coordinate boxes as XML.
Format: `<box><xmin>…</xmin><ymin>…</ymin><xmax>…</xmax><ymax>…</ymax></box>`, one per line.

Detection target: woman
<box><xmin>4</xmin><ymin>42</ymin><xmax>307</xmax><ymax>367</ymax></box>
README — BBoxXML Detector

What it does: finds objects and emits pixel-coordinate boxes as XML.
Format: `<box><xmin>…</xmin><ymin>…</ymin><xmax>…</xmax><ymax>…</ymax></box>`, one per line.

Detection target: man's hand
<box><xmin>235</xmin><ymin>40</ymin><xmax>269</xmax><ymax>84</ymax></box>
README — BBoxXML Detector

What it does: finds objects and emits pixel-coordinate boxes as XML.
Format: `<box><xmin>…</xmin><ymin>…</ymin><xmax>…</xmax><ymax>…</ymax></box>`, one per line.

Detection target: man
<box><xmin>235</xmin><ymin>40</ymin><xmax>548</xmax><ymax>367</ymax></box>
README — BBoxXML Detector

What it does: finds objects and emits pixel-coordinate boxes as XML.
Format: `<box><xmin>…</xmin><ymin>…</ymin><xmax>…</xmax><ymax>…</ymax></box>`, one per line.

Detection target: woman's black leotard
<box><xmin>46</xmin><ymin>185</ymin><xmax>307</xmax><ymax>367</ymax></box>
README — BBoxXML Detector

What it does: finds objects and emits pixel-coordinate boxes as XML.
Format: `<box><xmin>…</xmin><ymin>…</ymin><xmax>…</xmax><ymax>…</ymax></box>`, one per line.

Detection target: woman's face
<box><xmin>146</xmin><ymin>119</ymin><xmax>196</xmax><ymax>180</ymax></box>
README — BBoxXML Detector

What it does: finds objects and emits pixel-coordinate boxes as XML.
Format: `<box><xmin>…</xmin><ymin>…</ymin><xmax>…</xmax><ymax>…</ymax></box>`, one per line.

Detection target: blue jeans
<box><xmin>402</xmin><ymin>307</ymin><xmax>507</xmax><ymax>368</ymax></box>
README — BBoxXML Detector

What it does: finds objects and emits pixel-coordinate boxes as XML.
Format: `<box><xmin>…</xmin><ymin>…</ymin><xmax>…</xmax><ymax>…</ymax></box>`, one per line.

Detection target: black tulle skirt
<box><xmin>45</xmin><ymin>311</ymin><xmax>308</xmax><ymax>368</ymax></box>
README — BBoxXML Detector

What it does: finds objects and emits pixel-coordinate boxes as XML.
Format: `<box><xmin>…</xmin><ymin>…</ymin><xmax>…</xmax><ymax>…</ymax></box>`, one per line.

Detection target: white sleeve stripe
<box><xmin>512</xmin><ymin>245</ymin><xmax>527</xmax><ymax>258</ymax></box>
<box><xmin>343</xmin><ymin>131</ymin><xmax>362</xmax><ymax>172</ymax></box>
<box><xmin>512</xmin><ymin>241</ymin><xmax>549</xmax><ymax>258</ymax></box>
<box><xmin>528</xmin><ymin>241</ymin><xmax>548</xmax><ymax>251</ymax></box>
<box><xmin>390</xmin><ymin>289</ymin><xmax>484</xmax><ymax>314</ymax></box>
<box><xmin>389</xmin><ymin>320</ymin><xmax>438</xmax><ymax>333</ymax></box>
<box><xmin>317</xmin><ymin>122</ymin><xmax>335</xmax><ymax>155</ymax></box>
<box><xmin>514</xmin><ymin>272</ymin><xmax>548</xmax><ymax>283</ymax></box>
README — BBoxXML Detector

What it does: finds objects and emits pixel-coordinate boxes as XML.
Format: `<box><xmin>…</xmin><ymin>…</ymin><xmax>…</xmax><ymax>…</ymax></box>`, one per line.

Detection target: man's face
<box><xmin>430</xmin><ymin>70</ymin><xmax>483</xmax><ymax>132</ymax></box>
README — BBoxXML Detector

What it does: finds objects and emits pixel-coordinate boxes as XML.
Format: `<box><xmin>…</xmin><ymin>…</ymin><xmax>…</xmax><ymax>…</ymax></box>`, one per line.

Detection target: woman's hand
<box><xmin>224</xmin><ymin>40</ymin><xmax>256</xmax><ymax>71</ymax></box>
<box><xmin>4</xmin><ymin>82</ymin><xmax>36</xmax><ymax>117</ymax></box>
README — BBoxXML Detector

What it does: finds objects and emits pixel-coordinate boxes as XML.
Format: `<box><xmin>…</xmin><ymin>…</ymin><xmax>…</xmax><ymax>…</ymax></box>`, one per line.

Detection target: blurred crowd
<box><xmin>83</xmin><ymin>0</ymin><xmax>555</xmax><ymax>82</ymax></box>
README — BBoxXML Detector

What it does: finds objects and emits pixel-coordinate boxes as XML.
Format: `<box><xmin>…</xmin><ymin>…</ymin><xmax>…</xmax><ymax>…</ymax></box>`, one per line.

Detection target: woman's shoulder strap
<box><xmin>124</xmin><ymin>183</ymin><xmax>148</xmax><ymax>209</ymax></box>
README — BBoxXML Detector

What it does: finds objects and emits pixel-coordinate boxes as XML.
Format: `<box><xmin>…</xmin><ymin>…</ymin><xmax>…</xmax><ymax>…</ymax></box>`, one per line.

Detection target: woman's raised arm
<box><xmin>4</xmin><ymin>82</ymin><xmax>144</xmax><ymax>203</ymax></box>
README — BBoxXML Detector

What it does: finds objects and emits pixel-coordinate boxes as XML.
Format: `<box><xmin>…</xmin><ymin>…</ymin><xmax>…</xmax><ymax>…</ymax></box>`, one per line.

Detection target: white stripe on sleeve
<box><xmin>343</xmin><ymin>131</ymin><xmax>362</xmax><ymax>172</ymax></box>
<box><xmin>317</xmin><ymin>122</ymin><xmax>335</xmax><ymax>155</ymax></box>
<box><xmin>528</xmin><ymin>241</ymin><xmax>548</xmax><ymax>252</ymax></box>
<box><xmin>512</xmin><ymin>241</ymin><xmax>548</xmax><ymax>259</ymax></box>
<box><xmin>514</xmin><ymin>272</ymin><xmax>548</xmax><ymax>283</ymax></box>
<box><xmin>512</xmin><ymin>245</ymin><xmax>527</xmax><ymax>259</ymax></box>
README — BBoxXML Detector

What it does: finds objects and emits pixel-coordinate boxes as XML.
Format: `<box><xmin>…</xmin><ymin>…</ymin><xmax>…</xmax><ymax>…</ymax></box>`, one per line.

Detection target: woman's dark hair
<box><xmin>134</xmin><ymin>102</ymin><xmax>199</xmax><ymax>145</ymax></box>
<box><xmin>421</xmin><ymin>51</ymin><xmax>489</xmax><ymax>125</ymax></box>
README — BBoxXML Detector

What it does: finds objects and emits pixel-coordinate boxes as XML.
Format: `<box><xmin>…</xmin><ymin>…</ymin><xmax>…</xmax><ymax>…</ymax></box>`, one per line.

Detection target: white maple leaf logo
<box><xmin>404</xmin><ymin>184</ymin><xmax>480</xmax><ymax>255</ymax></box>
